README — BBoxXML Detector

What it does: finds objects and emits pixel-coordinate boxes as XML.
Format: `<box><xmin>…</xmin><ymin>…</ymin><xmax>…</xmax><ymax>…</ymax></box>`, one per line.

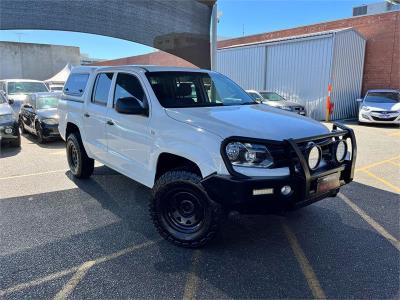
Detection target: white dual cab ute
<box><xmin>58</xmin><ymin>65</ymin><xmax>357</xmax><ymax>248</ymax></box>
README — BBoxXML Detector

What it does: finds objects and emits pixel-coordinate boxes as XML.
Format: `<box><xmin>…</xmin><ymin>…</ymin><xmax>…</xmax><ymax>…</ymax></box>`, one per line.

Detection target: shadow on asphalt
<box><xmin>338</xmin><ymin>119</ymin><xmax>400</xmax><ymax>130</ymax></box>
<box><xmin>0</xmin><ymin>169</ymin><xmax>399</xmax><ymax>299</ymax></box>
<box><xmin>21</xmin><ymin>133</ymin><xmax>65</xmax><ymax>149</ymax></box>
<box><xmin>0</xmin><ymin>143</ymin><xmax>21</xmax><ymax>158</ymax></box>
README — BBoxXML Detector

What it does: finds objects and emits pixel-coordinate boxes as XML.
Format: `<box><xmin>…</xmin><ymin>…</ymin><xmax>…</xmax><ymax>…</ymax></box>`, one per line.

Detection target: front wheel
<box><xmin>19</xmin><ymin>119</ymin><xmax>27</xmax><ymax>134</ymax></box>
<box><xmin>150</xmin><ymin>170</ymin><xmax>222</xmax><ymax>248</ymax></box>
<box><xmin>66</xmin><ymin>133</ymin><xmax>94</xmax><ymax>179</ymax></box>
<box><xmin>36</xmin><ymin>122</ymin><xmax>45</xmax><ymax>144</ymax></box>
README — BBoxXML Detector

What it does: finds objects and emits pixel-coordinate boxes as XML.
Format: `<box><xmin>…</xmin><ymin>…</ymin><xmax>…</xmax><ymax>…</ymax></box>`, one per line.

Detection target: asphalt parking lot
<box><xmin>0</xmin><ymin>122</ymin><xmax>399</xmax><ymax>300</ymax></box>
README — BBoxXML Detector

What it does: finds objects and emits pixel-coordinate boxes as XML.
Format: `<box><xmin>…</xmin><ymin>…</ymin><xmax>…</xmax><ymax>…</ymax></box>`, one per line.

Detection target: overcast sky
<box><xmin>0</xmin><ymin>0</ymin><xmax>378</xmax><ymax>60</ymax></box>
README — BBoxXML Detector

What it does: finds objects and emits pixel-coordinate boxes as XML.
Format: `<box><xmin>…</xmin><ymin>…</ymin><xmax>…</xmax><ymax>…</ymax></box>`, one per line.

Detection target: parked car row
<box><xmin>0</xmin><ymin>79</ymin><xmax>61</xmax><ymax>148</ymax></box>
<box><xmin>246</xmin><ymin>89</ymin><xmax>400</xmax><ymax>125</ymax></box>
<box><xmin>19</xmin><ymin>92</ymin><xmax>61</xmax><ymax>143</ymax></box>
<box><xmin>357</xmin><ymin>89</ymin><xmax>400</xmax><ymax>125</ymax></box>
<box><xmin>246</xmin><ymin>90</ymin><xmax>307</xmax><ymax>116</ymax></box>
<box><xmin>0</xmin><ymin>92</ymin><xmax>20</xmax><ymax>147</ymax></box>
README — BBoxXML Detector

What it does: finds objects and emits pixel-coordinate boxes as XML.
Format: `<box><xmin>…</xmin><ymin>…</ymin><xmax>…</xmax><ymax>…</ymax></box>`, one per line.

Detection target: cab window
<box><xmin>64</xmin><ymin>74</ymin><xmax>89</xmax><ymax>96</ymax></box>
<box><xmin>92</xmin><ymin>73</ymin><xmax>113</xmax><ymax>106</ymax></box>
<box><xmin>113</xmin><ymin>73</ymin><xmax>146</xmax><ymax>106</ymax></box>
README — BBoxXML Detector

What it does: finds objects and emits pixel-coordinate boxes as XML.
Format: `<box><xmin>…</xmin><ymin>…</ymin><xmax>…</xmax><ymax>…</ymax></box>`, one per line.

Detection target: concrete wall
<box><xmin>0</xmin><ymin>42</ymin><xmax>80</xmax><ymax>80</ymax></box>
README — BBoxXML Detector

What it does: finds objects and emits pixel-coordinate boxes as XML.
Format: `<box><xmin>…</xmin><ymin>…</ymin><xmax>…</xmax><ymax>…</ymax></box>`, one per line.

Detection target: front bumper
<box><xmin>359</xmin><ymin>111</ymin><xmax>400</xmax><ymax>124</ymax></box>
<box><xmin>201</xmin><ymin>123</ymin><xmax>356</xmax><ymax>214</ymax></box>
<box><xmin>0</xmin><ymin>121</ymin><xmax>19</xmax><ymax>142</ymax></box>
<box><xmin>41</xmin><ymin>123</ymin><xmax>60</xmax><ymax>138</ymax></box>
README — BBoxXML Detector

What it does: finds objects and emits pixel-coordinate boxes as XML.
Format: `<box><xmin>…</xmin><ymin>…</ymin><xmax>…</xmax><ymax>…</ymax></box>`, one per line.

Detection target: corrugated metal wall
<box><xmin>330</xmin><ymin>30</ymin><xmax>366</xmax><ymax>120</ymax></box>
<box><xmin>217</xmin><ymin>29</ymin><xmax>366</xmax><ymax>121</ymax></box>
<box><xmin>216</xmin><ymin>45</ymin><xmax>266</xmax><ymax>90</ymax></box>
<box><xmin>265</xmin><ymin>36</ymin><xmax>333</xmax><ymax>120</ymax></box>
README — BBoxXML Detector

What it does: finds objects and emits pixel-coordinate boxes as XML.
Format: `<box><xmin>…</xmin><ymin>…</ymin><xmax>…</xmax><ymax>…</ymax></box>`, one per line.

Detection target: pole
<box><xmin>210</xmin><ymin>2</ymin><xmax>217</xmax><ymax>70</ymax></box>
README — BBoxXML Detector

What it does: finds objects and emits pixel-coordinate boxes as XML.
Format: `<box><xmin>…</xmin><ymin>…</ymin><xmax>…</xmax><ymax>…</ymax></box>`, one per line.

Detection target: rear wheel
<box><xmin>150</xmin><ymin>170</ymin><xmax>222</xmax><ymax>248</ymax></box>
<box><xmin>66</xmin><ymin>133</ymin><xmax>94</xmax><ymax>179</ymax></box>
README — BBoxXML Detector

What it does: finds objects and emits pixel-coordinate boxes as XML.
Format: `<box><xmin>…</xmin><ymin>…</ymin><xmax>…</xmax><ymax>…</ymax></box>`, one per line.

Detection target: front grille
<box><xmin>371</xmin><ymin>111</ymin><xmax>398</xmax><ymax>114</ymax></box>
<box><xmin>270</xmin><ymin>138</ymin><xmax>337</xmax><ymax>169</ymax></box>
<box><xmin>293</xmin><ymin>106</ymin><xmax>305</xmax><ymax>111</ymax></box>
<box><xmin>371</xmin><ymin>116</ymin><xmax>397</xmax><ymax>121</ymax></box>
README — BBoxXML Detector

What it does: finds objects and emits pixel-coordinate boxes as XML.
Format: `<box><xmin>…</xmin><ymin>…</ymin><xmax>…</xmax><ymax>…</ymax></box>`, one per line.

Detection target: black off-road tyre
<box><xmin>150</xmin><ymin>170</ymin><xmax>222</xmax><ymax>248</ymax></box>
<box><xmin>66</xmin><ymin>132</ymin><xmax>94</xmax><ymax>179</ymax></box>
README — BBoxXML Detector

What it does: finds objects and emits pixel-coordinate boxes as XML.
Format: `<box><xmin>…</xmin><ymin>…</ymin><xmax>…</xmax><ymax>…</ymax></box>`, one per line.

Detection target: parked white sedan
<box><xmin>357</xmin><ymin>89</ymin><xmax>400</xmax><ymax>125</ymax></box>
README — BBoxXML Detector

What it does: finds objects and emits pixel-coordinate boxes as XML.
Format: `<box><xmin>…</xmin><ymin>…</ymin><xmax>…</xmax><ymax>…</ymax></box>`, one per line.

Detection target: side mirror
<box><xmin>8</xmin><ymin>98</ymin><xmax>14</xmax><ymax>105</ymax></box>
<box><xmin>115</xmin><ymin>97</ymin><xmax>148</xmax><ymax>116</ymax></box>
<box><xmin>356</xmin><ymin>98</ymin><xmax>363</xmax><ymax>102</ymax></box>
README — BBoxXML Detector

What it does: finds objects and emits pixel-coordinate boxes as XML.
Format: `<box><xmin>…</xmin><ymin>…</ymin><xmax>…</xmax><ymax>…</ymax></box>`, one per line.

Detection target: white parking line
<box><xmin>0</xmin><ymin>239</ymin><xmax>159</xmax><ymax>297</ymax></box>
<box><xmin>0</xmin><ymin>169</ymin><xmax>66</xmax><ymax>180</ymax></box>
<box><xmin>338</xmin><ymin>193</ymin><xmax>400</xmax><ymax>252</ymax></box>
<box><xmin>53</xmin><ymin>261</ymin><xmax>95</xmax><ymax>300</ymax></box>
<box><xmin>182</xmin><ymin>250</ymin><xmax>202</xmax><ymax>300</ymax></box>
<box><xmin>281</xmin><ymin>221</ymin><xmax>326</xmax><ymax>300</ymax></box>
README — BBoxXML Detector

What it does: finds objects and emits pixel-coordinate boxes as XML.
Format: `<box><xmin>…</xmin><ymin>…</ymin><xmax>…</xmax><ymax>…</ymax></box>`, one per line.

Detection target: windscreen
<box><xmin>36</xmin><ymin>96</ymin><xmax>59</xmax><ymax>109</ymax></box>
<box><xmin>260</xmin><ymin>92</ymin><xmax>285</xmax><ymax>101</ymax></box>
<box><xmin>365</xmin><ymin>92</ymin><xmax>399</xmax><ymax>104</ymax></box>
<box><xmin>146</xmin><ymin>72</ymin><xmax>256</xmax><ymax>108</ymax></box>
<box><xmin>8</xmin><ymin>82</ymin><xmax>48</xmax><ymax>94</ymax></box>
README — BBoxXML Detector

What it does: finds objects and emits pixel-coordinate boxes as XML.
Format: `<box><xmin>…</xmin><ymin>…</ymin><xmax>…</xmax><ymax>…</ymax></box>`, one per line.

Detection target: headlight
<box><xmin>335</xmin><ymin>140</ymin><xmax>347</xmax><ymax>163</ymax></box>
<box><xmin>225</xmin><ymin>142</ymin><xmax>273</xmax><ymax>168</ymax></box>
<box><xmin>278</xmin><ymin>106</ymin><xmax>292</xmax><ymax>111</ymax></box>
<box><xmin>361</xmin><ymin>106</ymin><xmax>370</xmax><ymax>111</ymax></box>
<box><xmin>307</xmin><ymin>143</ymin><xmax>321</xmax><ymax>170</ymax></box>
<box><xmin>42</xmin><ymin>118</ymin><xmax>58</xmax><ymax>125</ymax></box>
<box><xmin>0</xmin><ymin>114</ymin><xmax>14</xmax><ymax>123</ymax></box>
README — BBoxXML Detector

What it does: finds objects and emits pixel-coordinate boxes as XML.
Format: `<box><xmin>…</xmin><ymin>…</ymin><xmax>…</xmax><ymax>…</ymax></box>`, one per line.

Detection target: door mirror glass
<box><xmin>8</xmin><ymin>98</ymin><xmax>14</xmax><ymax>105</ymax></box>
<box><xmin>115</xmin><ymin>97</ymin><xmax>148</xmax><ymax>115</ymax></box>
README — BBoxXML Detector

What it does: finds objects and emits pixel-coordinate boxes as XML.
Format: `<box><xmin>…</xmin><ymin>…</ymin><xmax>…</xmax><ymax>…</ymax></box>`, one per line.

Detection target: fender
<box><xmin>149</xmin><ymin>128</ymin><xmax>229</xmax><ymax>186</ymax></box>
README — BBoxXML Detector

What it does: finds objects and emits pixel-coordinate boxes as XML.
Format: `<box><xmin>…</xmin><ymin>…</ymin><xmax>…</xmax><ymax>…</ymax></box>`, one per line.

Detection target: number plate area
<box><xmin>316</xmin><ymin>172</ymin><xmax>340</xmax><ymax>194</ymax></box>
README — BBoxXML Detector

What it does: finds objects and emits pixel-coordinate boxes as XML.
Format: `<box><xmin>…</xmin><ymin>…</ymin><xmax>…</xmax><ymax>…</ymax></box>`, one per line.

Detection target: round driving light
<box><xmin>308</xmin><ymin>145</ymin><xmax>321</xmax><ymax>170</ymax></box>
<box><xmin>335</xmin><ymin>140</ymin><xmax>347</xmax><ymax>162</ymax></box>
<box><xmin>5</xmin><ymin>128</ymin><xmax>13</xmax><ymax>134</ymax></box>
<box><xmin>226</xmin><ymin>142</ymin><xmax>241</xmax><ymax>161</ymax></box>
<box><xmin>281</xmin><ymin>185</ymin><xmax>292</xmax><ymax>196</ymax></box>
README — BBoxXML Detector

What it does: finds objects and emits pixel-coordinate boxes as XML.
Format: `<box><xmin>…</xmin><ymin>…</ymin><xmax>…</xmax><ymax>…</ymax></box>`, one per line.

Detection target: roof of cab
<box><xmin>70</xmin><ymin>65</ymin><xmax>212</xmax><ymax>74</ymax></box>
<box><xmin>0</xmin><ymin>79</ymin><xmax>46</xmax><ymax>83</ymax></box>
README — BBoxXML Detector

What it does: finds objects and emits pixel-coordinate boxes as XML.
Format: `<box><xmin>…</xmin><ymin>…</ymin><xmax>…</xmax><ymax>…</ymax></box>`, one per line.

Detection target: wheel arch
<box><xmin>66</xmin><ymin>122</ymin><xmax>80</xmax><ymax>138</ymax></box>
<box><xmin>155</xmin><ymin>153</ymin><xmax>203</xmax><ymax>181</ymax></box>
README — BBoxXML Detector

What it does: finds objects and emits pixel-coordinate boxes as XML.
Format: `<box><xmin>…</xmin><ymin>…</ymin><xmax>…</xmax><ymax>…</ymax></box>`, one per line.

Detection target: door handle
<box><xmin>107</xmin><ymin>120</ymin><xmax>114</xmax><ymax>126</ymax></box>
<box><xmin>84</xmin><ymin>113</ymin><xmax>90</xmax><ymax>117</ymax></box>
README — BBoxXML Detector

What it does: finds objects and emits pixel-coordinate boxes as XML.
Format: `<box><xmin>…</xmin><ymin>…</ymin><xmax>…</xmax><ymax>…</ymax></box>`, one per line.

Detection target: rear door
<box><xmin>82</xmin><ymin>72</ymin><xmax>114</xmax><ymax>161</ymax></box>
<box><xmin>106</xmin><ymin>72</ymin><xmax>152</xmax><ymax>183</ymax></box>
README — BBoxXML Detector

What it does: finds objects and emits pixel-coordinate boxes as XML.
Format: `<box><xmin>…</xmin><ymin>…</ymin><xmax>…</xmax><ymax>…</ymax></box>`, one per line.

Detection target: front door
<box><xmin>82</xmin><ymin>72</ymin><xmax>114</xmax><ymax>161</ymax></box>
<box><xmin>106</xmin><ymin>72</ymin><xmax>152</xmax><ymax>183</ymax></box>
